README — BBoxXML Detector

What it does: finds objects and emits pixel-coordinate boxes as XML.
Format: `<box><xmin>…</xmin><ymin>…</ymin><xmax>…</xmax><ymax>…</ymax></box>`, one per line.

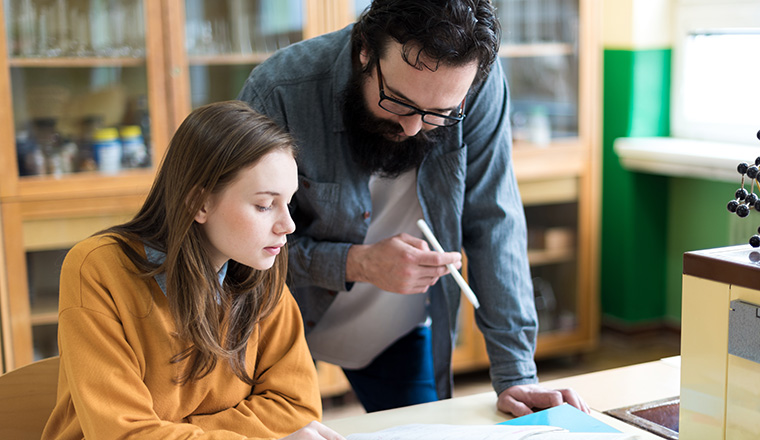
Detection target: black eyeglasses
<box><xmin>376</xmin><ymin>63</ymin><xmax>466</xmax><ymax>127</ymax></box>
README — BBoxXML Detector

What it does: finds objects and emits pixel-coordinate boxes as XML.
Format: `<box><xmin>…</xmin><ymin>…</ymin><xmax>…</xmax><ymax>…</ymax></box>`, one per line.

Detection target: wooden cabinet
<box><xmin>452</xmin><ymin>0</ymin><xmax>601</xmax><ymax>371</ymax></box>
<box><xmin>0</xmin><ymin>0</ymin><xmax>599</xmax><ymax>399</ymax></box>
<box><xmin>0</xmin><ymin>0</ymin><xmax>172</xmax><ymax>371</ymax></box>
<box><xmin>0</xmin><ymin>0</ymin><xmax>345</xmax><ymax>371</ymax></box>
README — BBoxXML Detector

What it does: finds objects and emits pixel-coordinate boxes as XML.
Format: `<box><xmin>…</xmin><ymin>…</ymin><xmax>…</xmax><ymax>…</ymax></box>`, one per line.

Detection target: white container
<box><xmin>120</xmin><ymin>125</ymin><xmax>147</xmax><ymax>168</ymax></box>
<box><xmin>92</xmin><ymin>127</ymin><xmax>122</xmax><ymax>174</ymax></box>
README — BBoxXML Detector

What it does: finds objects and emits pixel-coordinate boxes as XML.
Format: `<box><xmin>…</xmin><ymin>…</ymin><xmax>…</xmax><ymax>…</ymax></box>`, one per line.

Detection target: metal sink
<box><xmin>605</xmin><ymin>396</ymin><xmax>679</xmax><ymax>439</ymax></box>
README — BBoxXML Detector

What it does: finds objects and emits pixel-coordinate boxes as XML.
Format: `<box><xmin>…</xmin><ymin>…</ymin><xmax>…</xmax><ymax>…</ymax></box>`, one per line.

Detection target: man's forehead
<box><xmin>382</xmin><ymin>40</ymin><xmax>439</xmax><ymax>72</ymax></box>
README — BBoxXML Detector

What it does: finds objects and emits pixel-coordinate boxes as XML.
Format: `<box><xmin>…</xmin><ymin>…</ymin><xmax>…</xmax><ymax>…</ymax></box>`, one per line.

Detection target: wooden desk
<box><xmin>324</xmin><ymin>357</ymin><xmax>681</xmax><ymax>438</ymax></box>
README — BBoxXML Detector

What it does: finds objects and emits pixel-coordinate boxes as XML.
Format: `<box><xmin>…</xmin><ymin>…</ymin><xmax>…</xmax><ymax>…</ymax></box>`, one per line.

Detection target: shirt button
<box><xmin>301</xmin><ymin>180</ymin><xmax>311</xmax><ymax>189</ymax></box>
<box><xmin>328</xmin><ymin>290</ymin><xmax>337</xmax><ymax>296</ymax></box>
<box><xmin>306</xmin><ymin>320</ymin><xmax>316</xmax><ymax>328</ymax></box>
<box><xmin>362</xmin><ymin>211</ymin><xmax>371</xmax><ymax>220</ymax></box>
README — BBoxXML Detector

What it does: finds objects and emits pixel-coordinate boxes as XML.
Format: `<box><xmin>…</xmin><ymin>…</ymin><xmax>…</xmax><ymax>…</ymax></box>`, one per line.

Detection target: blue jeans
<box><xmin>342</xmin><ymin>325</ymin><xmax>438</xmax><ymax>412</ymax></box>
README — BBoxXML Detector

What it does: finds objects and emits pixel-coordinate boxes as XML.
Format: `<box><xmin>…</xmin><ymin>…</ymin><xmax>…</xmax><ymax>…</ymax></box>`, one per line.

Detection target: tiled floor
<box><xmin>322</xmin><ymin>327</ymin><xmax>681</xmax><ymax>421</ymax></box>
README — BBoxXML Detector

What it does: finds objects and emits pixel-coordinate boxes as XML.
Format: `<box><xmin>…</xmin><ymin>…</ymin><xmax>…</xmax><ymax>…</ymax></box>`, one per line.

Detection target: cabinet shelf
<box><xmin>7</xmin><ymin>171</ymin><xmax>153</xmax><ymax>203</ymax></box>
<box><xmin>30</xmin><ymin>305</ymin><xmax>58</xmax><ymax>327</ymax></box>
<box><xmin>512</xmin><ymin>139</ymin><xmax>586</xmax><ymax>180</ymax></box>
<box><xmin>8</xmin><ymin>56</ymin><xmax>146</xmax><ymax>68</ymax></box>
<box><xmin>499</xmin><ymin>42</ymin><xmax>574</xmax><ymax>58</ymax></box>
<box><xmin>528</xmin><ymin>246</ymin><xmax>576</xmax><ymax>266</ymax></box>
<box><xmin>188</xmin><ymin>53</ymin><xmax>274</xmax><ymax>66</ymax></box>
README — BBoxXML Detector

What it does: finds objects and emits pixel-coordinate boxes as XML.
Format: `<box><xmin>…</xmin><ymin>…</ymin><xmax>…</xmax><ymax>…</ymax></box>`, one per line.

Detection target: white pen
<box><xmin>416</xmin><ymin>219</ymin><xmax>480</xmax><ymax>309</ymax></box>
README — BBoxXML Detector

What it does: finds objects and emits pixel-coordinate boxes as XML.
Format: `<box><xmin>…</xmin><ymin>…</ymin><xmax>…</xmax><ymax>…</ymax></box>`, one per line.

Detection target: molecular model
<box><xmin>727</xmin><ymin>129</ymin><xmax>760</xmax><ymax>247</ymax></box>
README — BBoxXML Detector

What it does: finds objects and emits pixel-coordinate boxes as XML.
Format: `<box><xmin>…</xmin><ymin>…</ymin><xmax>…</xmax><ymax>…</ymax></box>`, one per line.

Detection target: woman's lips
<box><xmin>264</xmin><ymin>245</ymin><xmax>283</xmax><ymax>256</ymax></box>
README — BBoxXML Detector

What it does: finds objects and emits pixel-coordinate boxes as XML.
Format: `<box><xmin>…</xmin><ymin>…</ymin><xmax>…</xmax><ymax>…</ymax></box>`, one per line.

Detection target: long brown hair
<box><xmin>104</xmin><ymin>100</ymin><xmax>296</xmax><ymax>385</ymax></box>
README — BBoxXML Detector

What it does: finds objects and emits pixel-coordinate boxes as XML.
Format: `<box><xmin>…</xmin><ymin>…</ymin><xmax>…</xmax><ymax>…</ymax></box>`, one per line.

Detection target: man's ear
<box><xmin>359</xmin><ymin>45</ymin><xmax>370</xmax><ymax>69</ymax></box>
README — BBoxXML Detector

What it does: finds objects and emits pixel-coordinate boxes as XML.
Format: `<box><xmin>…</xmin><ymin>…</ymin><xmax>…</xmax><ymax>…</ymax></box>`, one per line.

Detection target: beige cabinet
<box><xmin>0</xmin><ymin>0</ymin><xmax>599</xmax><ymax>400</ymax></box>
<box><xmin>681</xmin><ymin>246</ymin><xmax>760</xmax><ymax>439</ymax></box>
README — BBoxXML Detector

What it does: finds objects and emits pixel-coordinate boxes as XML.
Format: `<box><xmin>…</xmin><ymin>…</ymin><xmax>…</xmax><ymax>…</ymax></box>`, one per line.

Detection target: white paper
<box><xmin>345</xmin><ymin>424</ymin><xmax>642</xmax><ymax>440</ymax></box>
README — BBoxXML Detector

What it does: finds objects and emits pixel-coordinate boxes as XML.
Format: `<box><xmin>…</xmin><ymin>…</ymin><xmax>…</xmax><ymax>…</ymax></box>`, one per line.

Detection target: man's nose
<box><xmin>398</xmin><ymin>114</ymin><xmax>424</xmax><ymax>137</ymax></box>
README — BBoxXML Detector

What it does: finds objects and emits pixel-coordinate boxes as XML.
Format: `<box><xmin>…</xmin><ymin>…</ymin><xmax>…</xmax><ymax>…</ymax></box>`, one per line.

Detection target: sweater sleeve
<box><xmin>54</xmin><ymin>308</ymin><xmax>255</xmax><ymax>440</ymax></box>
<box><xmin>186</xmin><ymin>288</ymin><xmax>322</xmax><ymax>437</ymax></box>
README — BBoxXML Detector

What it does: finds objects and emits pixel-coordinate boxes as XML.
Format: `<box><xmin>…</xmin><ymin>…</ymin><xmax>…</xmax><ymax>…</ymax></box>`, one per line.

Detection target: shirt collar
<box><xmin>332</xmin><ymin>25</ymin><xmax>355</xmax><ymax>134</ymax></box>
<box><xmin>144</xmin><ymin>245</ymin><xmax>228</xmax><ymax>297</ymax></box>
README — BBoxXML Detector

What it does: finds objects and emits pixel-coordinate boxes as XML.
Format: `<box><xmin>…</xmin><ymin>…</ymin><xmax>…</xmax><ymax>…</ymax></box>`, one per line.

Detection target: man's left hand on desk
<box><xmin>497</xmin><ymin>384</ymin><xmax>590</xmax><ymax>417</ymax></box>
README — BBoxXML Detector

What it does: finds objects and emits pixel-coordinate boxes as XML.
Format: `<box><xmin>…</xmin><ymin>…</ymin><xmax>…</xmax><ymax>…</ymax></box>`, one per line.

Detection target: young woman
<box><xmin>42</xmin><ymin>101</ymin><xmax>344</xmax><ymax>440</ymax></box>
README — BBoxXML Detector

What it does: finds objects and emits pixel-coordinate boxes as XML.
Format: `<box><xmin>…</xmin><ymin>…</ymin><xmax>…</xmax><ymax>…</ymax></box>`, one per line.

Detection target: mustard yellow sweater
<box><xmin>42</xmin><ymin>235</ymin><xmax>321</xmax><ymax>440</ymax></box>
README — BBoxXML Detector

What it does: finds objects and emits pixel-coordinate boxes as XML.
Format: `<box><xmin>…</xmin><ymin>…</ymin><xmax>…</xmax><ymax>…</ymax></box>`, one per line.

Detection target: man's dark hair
<box><xmin>351</xmin><ymin>0</ymin><xmax>501</xmax><ymax>83</ymax></box>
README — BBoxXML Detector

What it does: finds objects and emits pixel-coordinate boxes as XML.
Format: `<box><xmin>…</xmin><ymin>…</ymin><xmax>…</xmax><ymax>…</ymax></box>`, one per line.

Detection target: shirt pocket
<box><xmin>294</xmin><ymin>175</ymin><xmax>342</xmax><ymax>238</ymax></box>
<box><xmin>421</xmin><ymin>145</ymin><xmax>467</xmax><ymax>218</ymax></box>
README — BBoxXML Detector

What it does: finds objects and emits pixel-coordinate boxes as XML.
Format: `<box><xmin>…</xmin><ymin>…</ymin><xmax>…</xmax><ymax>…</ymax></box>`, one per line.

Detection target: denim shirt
<box><xmin>238</xmin><ymin>26</ymin><xmax>537</xmax><ymax>398</ymax></box>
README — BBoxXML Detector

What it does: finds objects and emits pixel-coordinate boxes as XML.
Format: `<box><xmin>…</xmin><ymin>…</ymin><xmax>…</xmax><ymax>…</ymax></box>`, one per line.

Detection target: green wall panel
<box><xmin>601</xmin><ymin>49</ymin><xmax>672</xmax><ymax>325</ymax></box>
<box><xmin>664</xmin><ymin>178</ymin><xmax>739</xmax><ymax>324</ymax></box>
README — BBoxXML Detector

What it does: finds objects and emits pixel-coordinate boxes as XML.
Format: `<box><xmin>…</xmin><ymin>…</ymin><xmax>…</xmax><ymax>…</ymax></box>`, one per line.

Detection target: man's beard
<box><xmin>342</xmin><ymin>68</ymin><xmax>454</xmax><ymax>178</ymax></box>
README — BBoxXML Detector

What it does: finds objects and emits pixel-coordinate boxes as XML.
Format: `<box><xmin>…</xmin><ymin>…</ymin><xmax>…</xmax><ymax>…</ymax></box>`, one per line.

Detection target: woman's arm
<box><xmin>186</xmin><ymin>289</ymin><xmax>322</xmax><ymax>437</ymax></box>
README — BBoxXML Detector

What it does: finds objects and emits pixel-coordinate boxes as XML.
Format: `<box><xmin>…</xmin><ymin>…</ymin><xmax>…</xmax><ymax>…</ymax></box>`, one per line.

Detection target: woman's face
<box><xmin>195</xmin><ymin>150</ymin><xmax>298</xmax><ymax>271</ymax></box>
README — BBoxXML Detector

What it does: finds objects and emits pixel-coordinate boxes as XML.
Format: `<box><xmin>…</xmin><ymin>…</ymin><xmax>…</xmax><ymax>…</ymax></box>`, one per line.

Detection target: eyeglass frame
<box><xmin>375</xmin><ymin>63</ymin><xmax>467</xmax><ymax>127</ymax></box>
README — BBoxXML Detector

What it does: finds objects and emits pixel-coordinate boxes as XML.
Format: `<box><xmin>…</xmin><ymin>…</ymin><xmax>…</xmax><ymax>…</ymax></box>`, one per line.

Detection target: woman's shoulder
<box><xmin>62</xmin><ymin>233</ymin><xmax>146</xmax><ymax>291</ymax></box>
<box><xmin>66</xmin><ymin>233</ymin><xmax>141</xmax><ymax>264</ymax></box>
<box><xmin>60</xmin><ymin>233</ymin><xmax>155</xmax><ymax>316</ymax></box>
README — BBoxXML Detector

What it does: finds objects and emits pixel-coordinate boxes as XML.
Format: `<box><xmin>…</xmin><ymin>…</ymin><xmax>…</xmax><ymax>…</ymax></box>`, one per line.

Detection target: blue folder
<box><xmin>499</xmin><ymin>403</ymin><xmax>621</xmax><ymax>433</ymax></box>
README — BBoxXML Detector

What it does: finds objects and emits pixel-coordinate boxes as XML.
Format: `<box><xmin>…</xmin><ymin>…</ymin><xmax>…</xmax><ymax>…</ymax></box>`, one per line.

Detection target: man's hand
<box><xmin>346</xmin><ymin>233</ymin><xmax>462</xmax><ymax>294</ymax></box>
<box><xmin>497</xmin><ymin>384</ymin><xmax>590</xmax><ymax>417</ymax></box>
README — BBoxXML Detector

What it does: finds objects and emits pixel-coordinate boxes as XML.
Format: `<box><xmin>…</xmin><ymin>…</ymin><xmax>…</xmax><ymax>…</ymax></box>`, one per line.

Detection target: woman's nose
<box><xmin>275</xmin><ymin>207</ymin><xmax>296</xmax><ymax>235</ymax></box>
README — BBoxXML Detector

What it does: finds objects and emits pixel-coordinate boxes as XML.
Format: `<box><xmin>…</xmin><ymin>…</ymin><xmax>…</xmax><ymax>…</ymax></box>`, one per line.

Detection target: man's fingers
<box><xmin>397</xmin><ymin>233</ymin><xmax>428</xmax><ymax>249</ymax></box>
<box><xmin>523</xmin><ymin>388</ymin><xmax>564</xmax><ymax>410</ymax></box>
<box><xmin>416</xmin><ymin>250</ymin><xmax>461</xmax><ymax>268</ymax></box>
<box><xmin>560</xmin><ymin>388</ymin><xmax>590</xmax><ymax>413</ymax></box>
<box><xmin>396</xmin><ymin>234</ymin><xmax>462</xmax><ymax>268</ymax></box>
<box><xmin>498</xmin><ymin>394</ymin><xmax>533</xmax><ymax>417</ymax></box>
<box><xmin>497</xmin><ymin>385</ymin><xmax>590</xmax><ymax>418</ymax></box>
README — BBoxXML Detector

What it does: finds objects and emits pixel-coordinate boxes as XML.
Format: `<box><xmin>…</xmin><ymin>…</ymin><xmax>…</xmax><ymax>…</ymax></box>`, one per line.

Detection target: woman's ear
<box><xmin>194</xmin><ymin>202</ymin><xmax>209</xmax><ymax>224</ymax></box>
<box><xmin>188</xmin><ymin>186</ymin><xmax>209</xmax><ymax>224</ymax></box>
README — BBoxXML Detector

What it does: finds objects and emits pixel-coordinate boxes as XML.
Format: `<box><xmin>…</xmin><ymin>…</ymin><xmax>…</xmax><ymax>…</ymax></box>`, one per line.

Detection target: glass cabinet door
<box><xmin>184</xmin><ymin>0</ymin><xmax>305</xmax><ymax>109</ymax></box>
<box><xmin>494</xmin><ymin>1</ymin><xmax>584</xmax><ymax>341</ymax></box>
<box><xmin>493</xmin><ymin>0</ymin><xmax>579</xmax><ymax>146</ymax></box>
<box><xmin>2</xmin><ymin>0</ymin><xmax>167</xmax><ymax>189</ymax></box>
